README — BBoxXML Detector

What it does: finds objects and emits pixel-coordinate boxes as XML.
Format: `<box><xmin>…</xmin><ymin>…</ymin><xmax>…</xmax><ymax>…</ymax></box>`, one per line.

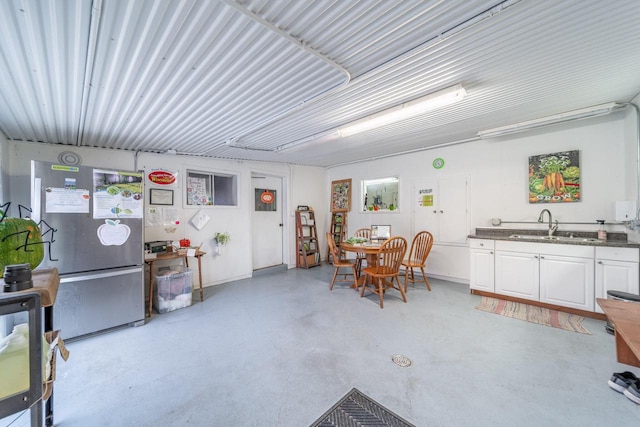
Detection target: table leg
<box><xmin>197</xmin><ymin>256</ymin><xmax>204</xmax><ymax>302</ymax></box>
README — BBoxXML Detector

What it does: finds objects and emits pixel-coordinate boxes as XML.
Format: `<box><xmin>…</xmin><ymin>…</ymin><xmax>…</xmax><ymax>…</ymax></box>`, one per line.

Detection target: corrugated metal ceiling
<box><xmin>1</xmin><ymin>0</ymin><xmax>639</xmax><ymax>167</ymax></box>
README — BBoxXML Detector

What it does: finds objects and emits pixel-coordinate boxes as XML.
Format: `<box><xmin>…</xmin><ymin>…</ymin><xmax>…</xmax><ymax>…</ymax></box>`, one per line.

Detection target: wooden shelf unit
<box><xmin>327</xmin><ymin>211</ymin><xmax>347</xmax><ymax>263</ymax></box>
<box><xmin>295</xmin><ymin>208</ymin><xmax>320</xmax><ymax>268</ymax></box>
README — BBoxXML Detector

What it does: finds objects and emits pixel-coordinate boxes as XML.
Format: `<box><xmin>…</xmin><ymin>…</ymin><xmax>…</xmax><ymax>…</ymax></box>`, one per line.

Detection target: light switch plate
<box><xmin>190</xmin><ymin>209</ymin><xmax>210</xmax><ymax>230</ymax></box>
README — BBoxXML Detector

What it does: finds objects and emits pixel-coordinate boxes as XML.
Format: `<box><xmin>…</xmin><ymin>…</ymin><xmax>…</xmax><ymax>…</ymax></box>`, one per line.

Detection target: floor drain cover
<box><xmin>391</xmin><ymin>354</ymin><xmax>412</xmax><ymax>367</ymax></box>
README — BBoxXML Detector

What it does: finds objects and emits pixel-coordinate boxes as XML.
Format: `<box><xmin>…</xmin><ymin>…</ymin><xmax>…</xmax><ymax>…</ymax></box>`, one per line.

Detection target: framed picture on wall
<box><xmin>331</xmin><ymin>179</ymin><xmax>352</xmax><ymax>212</ymax></box>
<box><xmin>528</xmin><ymin>150</ymin><xmax>580</xmax><ymax>203</ymax></box>
<box><xmin>149</xmin><ymin>188</ymin><xmax>174</xmax><ymax>206</ymax></box>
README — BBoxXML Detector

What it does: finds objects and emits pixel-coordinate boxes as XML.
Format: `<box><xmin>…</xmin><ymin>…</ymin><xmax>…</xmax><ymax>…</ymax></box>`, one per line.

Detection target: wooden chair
<box><xmin>326</xmin><ymin>232</ymin><xmax>358</xmax><ymax>290</ymax></box>
<box><xmin>360</xmin><ymin>236</ymin><xmax>407</xmax><ymax>308</ymax></box>
<box><xmin>353</xmin><ymin>227</ymin><xmax>371</xmax><ymax>276</ymax></box>
<box><xmin>402</xmin><ymin>231</ymin><xmax>434</xmax><ymax>292</ymax></box>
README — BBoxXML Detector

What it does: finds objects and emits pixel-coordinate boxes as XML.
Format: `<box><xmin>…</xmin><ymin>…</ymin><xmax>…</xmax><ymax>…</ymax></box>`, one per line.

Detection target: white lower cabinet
<box><xmin>495</xmin><ymin>250</ymin><xmax>539</xmax><ymax>301</ymax></box>
<box><xmin>594</xmin><ymin>247</ymin><xmax>639</xmax><ymax>313</ymax></box>
<box><xmin>472</xmin><ymin>238</ymin><xmax>640</xmax><ymax>312</ymax></box>
<box><xmin>491</xmin><ymin>240</ymin><xmax>596</xmax><ymax>311</ymax></box>
<box><xmin>539</xmin><ymin>255</ymin><xmax>594</xmax><ymax>311</ymax></box>
<box><xmin>469</xmin><ymin>239</ymin><xmax>494</xmax><ymax>292</ymax></box>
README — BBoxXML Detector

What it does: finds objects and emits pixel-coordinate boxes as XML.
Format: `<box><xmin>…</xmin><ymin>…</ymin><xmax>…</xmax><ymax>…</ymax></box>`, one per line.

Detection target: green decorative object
<box><xmin>214</xmin><ymin>232</ymin><xmax>231</xmax><ymax>245</ymax></box>
<box><xmin>0</xmin><ymin>218</ymin><xmax>44</xmax><ymax>272</ymax></box>
<box><xmin>432</xmin><ymin>158</ymin><xmax>445</xmax><ymax>169</ymax></box>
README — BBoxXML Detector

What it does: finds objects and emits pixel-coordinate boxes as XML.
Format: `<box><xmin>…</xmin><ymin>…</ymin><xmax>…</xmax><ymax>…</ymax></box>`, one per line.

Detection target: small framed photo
<box><xmin>149</xmin><ymin>188</ymin><xmax>174</xmax><ymax>206</ymax></box>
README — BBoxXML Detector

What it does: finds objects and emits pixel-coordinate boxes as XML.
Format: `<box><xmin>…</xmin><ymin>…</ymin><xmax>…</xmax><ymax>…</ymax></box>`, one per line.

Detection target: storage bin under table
<box><xmin>153</xmin><ymin>266</ymin><xmax>193</xmax><ymax>314</ymax></box>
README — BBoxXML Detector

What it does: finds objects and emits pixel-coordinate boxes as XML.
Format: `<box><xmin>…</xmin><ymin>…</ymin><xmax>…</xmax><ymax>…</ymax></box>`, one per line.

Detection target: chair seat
<box><xmin>335</xmin><ymin>259</ymin><xmax>357</xmax><ymax>267</ymax></box>
<box><xmin>362</xmin><ymin>266</ymin><xmax>396</xmax><ymax>277</ymax></box>
<box><xmin>401</xmin><ymin>258</ymin><xmax>422</xmax><ymax>267</ymax></box>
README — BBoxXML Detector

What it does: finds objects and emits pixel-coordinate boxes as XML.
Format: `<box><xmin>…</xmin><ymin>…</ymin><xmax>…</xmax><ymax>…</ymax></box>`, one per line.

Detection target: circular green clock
<box><xmin>432</xmin><ymin>158</ymin><xmax>445</xmax><ymax>169</ymax></box>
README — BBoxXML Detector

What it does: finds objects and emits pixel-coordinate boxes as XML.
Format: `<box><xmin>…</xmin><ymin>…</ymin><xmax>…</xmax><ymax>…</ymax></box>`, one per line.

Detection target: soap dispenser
<box><xmin>597</xmin><ymin>220</ymin><xmax>607</xmax><ymax>241</ymax></box>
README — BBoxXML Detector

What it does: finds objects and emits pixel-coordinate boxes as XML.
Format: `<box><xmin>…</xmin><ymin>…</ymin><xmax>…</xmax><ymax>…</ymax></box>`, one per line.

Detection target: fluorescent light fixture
<box><xmin>338</xmin><ymin>84</ymin><xmax>467</xmax><ymax>137</ymax></box>
<box><xmin>275</xmin><ymin>84</ymin><xmax>466</xmax><ymax>153</ymax></box>
<box><xmin>477</xmin><ymin>102</ymin><xmax>621</xmax><ymax>139</ymax></box>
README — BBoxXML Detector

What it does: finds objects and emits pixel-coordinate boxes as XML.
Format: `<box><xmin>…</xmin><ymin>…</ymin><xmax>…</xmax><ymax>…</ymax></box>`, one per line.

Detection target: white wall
<box><xmin>327</xmin><ymin>110</ymin><xmax>638</xmax><ymax>283</ymax></box>
<box><xmin>290</xmin><ymin>164</ymin><xmax>328</xmax><ymax>260</ymax></box>
<box><xmin>4</xmin><ymin>141</ymin><xmax>326</xmax><ymax>287</ymax></box>
<box><xmin>4</xmin><ymin>104</ymin><xmax>638</xmax><ymax>286</ymax></box>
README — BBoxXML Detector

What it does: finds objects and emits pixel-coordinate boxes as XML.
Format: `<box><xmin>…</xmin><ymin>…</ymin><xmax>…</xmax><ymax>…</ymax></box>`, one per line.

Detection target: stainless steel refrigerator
<box><xmin>30</xmin><ymin>160</ymin><xmax>145</xmax><ymax>340</ymax></box>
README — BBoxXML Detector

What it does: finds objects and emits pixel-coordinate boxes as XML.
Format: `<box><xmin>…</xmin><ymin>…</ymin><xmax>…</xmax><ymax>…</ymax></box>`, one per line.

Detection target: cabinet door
<box><xmin>540</xmin><ymin>255</ymin><xmax>594</xmax><ymax>311</ymax></box>
<box><xmin>413</xmin><ymin>176</ymin><xmax>468</xmax><ymax>244</ymax></box>
<box><xmin>438</xmin><ymin>176</ymin><xmax>468</xmax><ymax>244</ymax></box>
<box><xmin>595</xmin><ymin>260</ymin><xmax>640</xmax><ymax>313</ymax></box>
<box><xmin>495</xmin><ymin>251</ymin><xmax>539</xmax><ymax>301</ymax></box>
<box><xmin>470</xmin><ymin>249</ymin><xmax>494</xmax><ymax>292</ymax></box>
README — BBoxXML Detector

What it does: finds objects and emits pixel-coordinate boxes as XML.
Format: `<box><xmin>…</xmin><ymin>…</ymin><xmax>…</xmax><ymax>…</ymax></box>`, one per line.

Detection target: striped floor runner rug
<box><xmin>475</xmin><ymin>296</ymin><xmax>591</xmax><ymax>334</ymax></box>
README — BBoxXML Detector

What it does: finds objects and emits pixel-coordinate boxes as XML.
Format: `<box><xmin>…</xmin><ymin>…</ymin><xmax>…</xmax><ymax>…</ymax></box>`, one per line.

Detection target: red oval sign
<box><xmin>260</xmin><ymin>190</ymin><xmax>274</xmax><ymax>204</ymax></box>
<box><xmin>148</xmin><ymin>170</ymin><xmax>176</xmax><ymax>185</ymax></box>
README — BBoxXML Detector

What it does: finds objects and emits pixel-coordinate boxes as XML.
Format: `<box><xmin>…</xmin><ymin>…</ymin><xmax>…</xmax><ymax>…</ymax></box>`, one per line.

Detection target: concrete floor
<box><xmin>3</xmin><ymin>264</ymin><xmax>640</xmax><ymax>426</ymax></box>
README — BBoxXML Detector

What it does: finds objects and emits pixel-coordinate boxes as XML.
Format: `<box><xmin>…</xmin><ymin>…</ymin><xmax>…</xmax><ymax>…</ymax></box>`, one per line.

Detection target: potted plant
<box><xmin>214</xmin><ymin>232</ymin><xmax>230</xmax><ymax>255</ymax></box>
<box><xmin>214</xmin><ymin>232</ymin><xmax>230</xmax><ymax>246</ymax></box>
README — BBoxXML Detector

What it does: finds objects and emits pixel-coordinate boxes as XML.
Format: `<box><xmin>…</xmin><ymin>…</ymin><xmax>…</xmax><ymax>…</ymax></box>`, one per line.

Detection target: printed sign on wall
<box><xmin>528</xmin><ymin>150</ymin><xmax>580</xmax><ymax>203</ymax></box>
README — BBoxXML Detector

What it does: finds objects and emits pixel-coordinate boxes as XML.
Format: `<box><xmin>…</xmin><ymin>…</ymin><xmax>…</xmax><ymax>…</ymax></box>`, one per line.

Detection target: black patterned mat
<box><xmin>310</xmin><ymin>388</ymin><xmax>415</xmax><ymax>427</ymax></box>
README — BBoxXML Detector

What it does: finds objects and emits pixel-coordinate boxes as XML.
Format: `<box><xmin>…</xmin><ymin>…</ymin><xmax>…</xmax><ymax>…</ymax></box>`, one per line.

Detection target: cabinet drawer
<box><xmin>595</xmin><ymin>246</ymin><xmax>639</xmax><ymax>262</ymax></box>
<box><xmin>469</xmin><ymin>239</ymin><xmax>494</xmax><ymax>250</ymax></box>
<box><xmin>495</xmin><ymin>240</ymin><xmax>594</xmax><ymax>258</ymax></box>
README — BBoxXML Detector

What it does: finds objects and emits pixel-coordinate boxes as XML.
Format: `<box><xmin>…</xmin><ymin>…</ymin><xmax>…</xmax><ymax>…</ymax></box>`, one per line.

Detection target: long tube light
<box><xmin>477</xmin><ymin>102</ymin><xmax>622</xmax><ymax>139</ymax></box>
<box><xmin>339</xmin><ymin>84</ymin><xmax>467</xmax><ymax>137</ymax></box>
<box><xmin>276</xmin><ymin>83</ymin><xmax>466</xmax><ymax>153</ymax></box>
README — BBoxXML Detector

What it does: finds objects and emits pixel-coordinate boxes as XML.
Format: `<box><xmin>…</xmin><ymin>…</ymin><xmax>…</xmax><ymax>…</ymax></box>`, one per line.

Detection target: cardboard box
<box><xmin>43</xmin><ymin>330</ymin><xmax>69</xmax><ymax>401</ymax></box>
<box><xmin>299</xmin><ymin>254</ymin><xmax>317</xmax><ymax>266</ymax></box>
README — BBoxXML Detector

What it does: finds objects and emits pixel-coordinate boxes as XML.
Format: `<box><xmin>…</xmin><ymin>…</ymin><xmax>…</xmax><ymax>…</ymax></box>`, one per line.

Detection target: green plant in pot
<box><xmin>214</xmin><ymin>232</ymin><xmax>230</xmax><ymax>246</ymax></box>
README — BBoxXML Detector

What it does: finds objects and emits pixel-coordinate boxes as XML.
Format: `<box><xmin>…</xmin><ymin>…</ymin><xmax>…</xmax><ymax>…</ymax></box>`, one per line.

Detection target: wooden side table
<box><xmin>145</xmin><ymin>250</ymin><xmax>206</xmax><ymax>317</ymax></box>
<box><xmin>597</xmin><ymin>298</ymin><xmax>640</xmax><ymax>367</ymax></box>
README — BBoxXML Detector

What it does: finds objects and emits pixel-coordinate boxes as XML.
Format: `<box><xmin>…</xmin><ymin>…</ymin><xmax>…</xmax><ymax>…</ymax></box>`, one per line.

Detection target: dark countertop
<box><xmin>469</xmin><ymin>227</ymin><xmax>640</xmax><ymax>248</ymax></box>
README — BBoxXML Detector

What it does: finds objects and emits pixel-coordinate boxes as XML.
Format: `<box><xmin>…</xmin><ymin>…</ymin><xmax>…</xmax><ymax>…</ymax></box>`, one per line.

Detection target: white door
<box><xmin>438</xmin><ymin>175</ymin><xmax>468</xmax><ymax>244</ymax></box>
<box><xmin>252</xmin><ymin>175</ymin><xmax>284</xmax><ymax>270</ymax></box>
<box><xmin>413</xmin><ymin>175</ymin><xmax>468</xmax><ymax>243</ymax></box>
<box><xmin>595</xmin><ymin>260</ymin><xmax>640</xmax><ymax>313</ymax></box>
<box><xmin>540</xmin><ymin>255</ymin><xmax>594</xmax><ymax>311</ymax></box>
<box><xmin>495</xmin><ymin>250</ymin><xmax>539</xmax><ymax>301</ymax></box>
<box><xmin>470</xmin><ymin>249</ymin><xmax>495</xmax><ymax>292</ymax></box>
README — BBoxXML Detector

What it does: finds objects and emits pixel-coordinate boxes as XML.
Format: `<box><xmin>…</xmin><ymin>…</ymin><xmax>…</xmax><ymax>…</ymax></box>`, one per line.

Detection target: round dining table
<box><xmin>340</xmin><ymin>241</ymin><xmax>383</xmax><ymax>288</ymax></box>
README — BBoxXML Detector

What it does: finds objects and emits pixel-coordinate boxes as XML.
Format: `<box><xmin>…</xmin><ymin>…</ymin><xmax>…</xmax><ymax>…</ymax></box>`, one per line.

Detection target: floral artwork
<box><xmin>331</xmin><ymin>179</ymin><xmax>351</xmax><ymax>212</ymax></box>
<box><xmin>528</xmin><ymin>150</ymin><xmax>580</xmax><ymax>203</ymax></box>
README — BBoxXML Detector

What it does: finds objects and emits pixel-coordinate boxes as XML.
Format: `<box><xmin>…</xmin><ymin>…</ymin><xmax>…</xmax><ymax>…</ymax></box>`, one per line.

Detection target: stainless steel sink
<box><xmin>509</xmin><ymin>234</ymin><xmax>602</xmax><ymax>243</ymax></box>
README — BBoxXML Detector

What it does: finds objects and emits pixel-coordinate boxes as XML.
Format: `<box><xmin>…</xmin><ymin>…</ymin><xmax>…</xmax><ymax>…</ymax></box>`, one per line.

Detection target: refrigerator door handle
<box><xmin>32</xmin><ymin>177</ymin><xmax>41</xmax><ymax>223</ymax></box>
<box><xmin>59</xmin><ymin>267</ymin><xmax>142</xmax><ymax>283</ymax></box>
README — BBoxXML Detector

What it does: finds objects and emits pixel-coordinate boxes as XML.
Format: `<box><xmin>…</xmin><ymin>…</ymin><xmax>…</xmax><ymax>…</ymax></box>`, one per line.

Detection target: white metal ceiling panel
<box><xmin>0</xmin><ymin>0</ymin><xmax>91</xmax><ymax>144</ymax></box>
<box><xmin>1</xmin><ymin>0</ymin><xmax>639</xmax><ymax>167</ymax></box>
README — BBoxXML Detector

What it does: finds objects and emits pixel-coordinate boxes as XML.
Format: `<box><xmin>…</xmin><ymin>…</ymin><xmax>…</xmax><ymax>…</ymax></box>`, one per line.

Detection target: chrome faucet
<box><xmin>538</xmin><ymin>209</ymin><xmax>559</xmax><ymax>236</ymax></box>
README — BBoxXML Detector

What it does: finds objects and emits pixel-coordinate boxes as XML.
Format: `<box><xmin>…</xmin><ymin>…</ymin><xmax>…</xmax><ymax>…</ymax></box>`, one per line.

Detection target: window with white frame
<box><xmin>186</xmin><ymin>169</ymin><xmax>238</xmax><ymax>206</ymax></box>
